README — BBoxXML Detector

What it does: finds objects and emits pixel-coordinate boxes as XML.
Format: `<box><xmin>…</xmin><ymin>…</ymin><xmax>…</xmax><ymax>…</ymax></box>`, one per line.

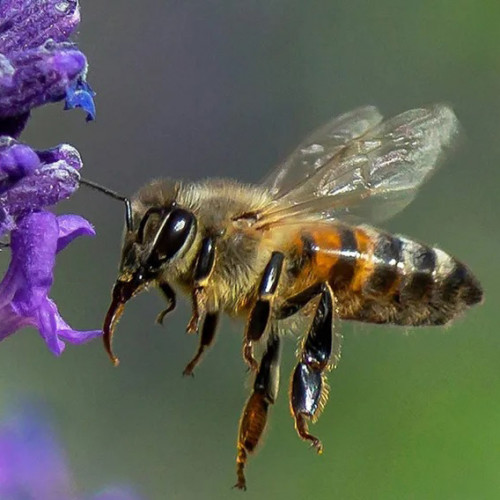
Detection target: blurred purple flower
<box><xmin>0</xmin><ymin>0</ymin><xmax>95</xmax><ymax>137</ymax></box>
<box><xmin>0</xmin><ymin>407</ymin><xmax>75</xmax><ymax>499</ymax></box>
<box><xmin>0</xmin><ymin>406</ymin><xmax>146</xmax><ymax>500</ymax></box>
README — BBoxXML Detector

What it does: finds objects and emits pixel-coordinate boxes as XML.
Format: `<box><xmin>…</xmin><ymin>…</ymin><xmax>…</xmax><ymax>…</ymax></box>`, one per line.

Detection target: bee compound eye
<box><xmin>149</xmin><ymin>208</ymin><xmax>195</xmax><ymax>266</ymax></box>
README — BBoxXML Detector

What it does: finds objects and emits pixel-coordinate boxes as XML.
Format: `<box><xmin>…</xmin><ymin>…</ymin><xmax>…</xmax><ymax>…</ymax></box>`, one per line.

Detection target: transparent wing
<box><xmin>254</xmin><ymin>104</ymin><xmax>459</xmax><ymax>227</ymax></box>
<box><xmin>263</xmin><ymin>106</ymin><xmax>384</xmax><ymax>198</ymax></box>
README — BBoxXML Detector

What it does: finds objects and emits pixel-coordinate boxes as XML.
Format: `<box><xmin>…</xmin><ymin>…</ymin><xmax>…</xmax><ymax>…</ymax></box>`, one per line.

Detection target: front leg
<box><xmin>183</xmin><ymin>311</ymin><xmax>219</xmax><ymax>376</ymax></box>
<box><xmin>243</xmin><ymin>251</ymin><xmax>284</xmax><ymax>370</ymax></box>
<box><xmin>186</xmin><ymin>236</ymin><xmax>216</xmax><ymax>334</ymax></box>
<box><xmin>156</xmin><ymin>281</ymin><xmax>176</xmax><ymax>325</ymax></box>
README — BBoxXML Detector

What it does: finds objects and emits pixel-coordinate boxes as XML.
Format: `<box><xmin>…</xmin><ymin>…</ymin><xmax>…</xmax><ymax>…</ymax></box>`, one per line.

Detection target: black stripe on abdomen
<box><xmin>329</xmin><ymin>227</ymin><xmax>358</xmax><ymax>288</ymax></box>
<box><xmin>400</xmin><ymin>241</ymin><xmax>436</xmax><ymax>302</ymax></box>
<box><xmin>363</xmin><ymin>233</ymin><xmax>402</xmax><ymax>295</ymax></box>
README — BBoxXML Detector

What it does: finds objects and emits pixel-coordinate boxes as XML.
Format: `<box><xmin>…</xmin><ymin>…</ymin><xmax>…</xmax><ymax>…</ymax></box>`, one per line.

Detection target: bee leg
<box><xmin>186</xmin><ymin>236</ymin><xmax>217</xmax><ymax>334</ymax></box>
<box><xmin>183</xmin><ymin>311</ymin><xmax>219</xmax><ymax>376</ymax></box>
<box><xmin>290</xmin><ymin>283</ymin><xmax>338</xmax><ymax>453</ymax></box>
<box><xmin>275</xmin><ymin>282</ymin><xmax>323</xmax><ymax>320</ymax></box>
<box><xmin>186</xmin><ymin>287</ymin><xmax>205</xmax><ymax>334</ymax></box>
<box><xmin>155</xmin><ymin>281</ymin><xmax>176</xmax><ymax>325</ymax></box>
<box><xmin>243</xmin><ymin>252</ymin><xmax>284</xmax><ymax>371</ymax></box>
<box><xmin>235</xmin><ymin>332</ymin><xmax>281</xmax><ymax>490</ymax></box>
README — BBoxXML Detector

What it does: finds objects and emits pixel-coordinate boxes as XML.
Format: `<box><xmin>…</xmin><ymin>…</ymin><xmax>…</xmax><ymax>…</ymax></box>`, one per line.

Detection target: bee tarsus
<box><xmin>182</xmin><ymin>311</ymin><xmax>219</xmax><ymax>377</ymax></box>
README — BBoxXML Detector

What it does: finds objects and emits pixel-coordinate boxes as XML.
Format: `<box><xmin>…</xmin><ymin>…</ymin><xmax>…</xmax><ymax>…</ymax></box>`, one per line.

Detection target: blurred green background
<box><xmin>1</xmin><ymin>0</ymin><xmax>499</xmax><ymax>498</ymax></box>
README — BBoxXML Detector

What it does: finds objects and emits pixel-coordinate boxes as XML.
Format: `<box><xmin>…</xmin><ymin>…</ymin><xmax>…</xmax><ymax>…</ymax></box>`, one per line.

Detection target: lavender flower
<box><xmin>0</xmin><ymin>0</ymin><xmax>95</xmax><ymax>137</ymax></box>
<box><xmin>0</xmin><ymin>211</ymin><xmax>101</xmax><ymax>355</ymax></box>
<box><xmin>0</xmin><ymin>0</ymin><xmax>101</xmax><ymax>353</ymax></box>
<box><xmin>0</xmin><ymin>406</ymin><xmax>147</xmax><ymax>500</ymax></box>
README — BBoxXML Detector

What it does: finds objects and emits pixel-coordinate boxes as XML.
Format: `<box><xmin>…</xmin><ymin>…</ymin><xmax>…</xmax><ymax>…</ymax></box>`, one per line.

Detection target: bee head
<box><xmin>103</xmin><ymin>180</ymin><xmax>197</xmax><ymax>365</ymax></box>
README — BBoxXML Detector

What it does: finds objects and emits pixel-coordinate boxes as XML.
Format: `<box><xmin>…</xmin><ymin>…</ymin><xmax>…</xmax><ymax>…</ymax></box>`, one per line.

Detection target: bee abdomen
<box><xmin>332</xmin><ymin>229</ymin><xmax>483</xmax><ymax>326</ymax></box>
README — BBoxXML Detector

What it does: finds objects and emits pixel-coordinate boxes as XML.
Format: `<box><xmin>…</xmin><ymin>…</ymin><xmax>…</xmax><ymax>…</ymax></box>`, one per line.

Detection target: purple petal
<box><xmin>0</xmin><ymin>41</ymin><xmax>87</xmax><ymax>119</ymax></box>
<box><xmin>20</xmin><ymin>285</ymin><xmax>100</xmax><ymax>358</ymax></box>
<box><xmin>37</xmin><ymin>143</ymin><xmax>83</xmax><ymax>171</ymax></box>
<box><xmin>9</xmin><ymin>211</ymin><xmax>58</xmax><ymax>313</ymax></box>
<box><xmin>0</xmin><ymin>0</ymin><xmax>80</xmax><ymax>56</ymax></box>
<box><xmin>0</xmin><ymin>136</ymin><xmax>41</xmax><ymax>195</ymax></box>
<box><xmin>56</xmin><ymin>214</ymin><xmax>95</xmax><ymax>253</ymax></box>
<box><xmin>0</xmin><ymin>211</ymin><xmax>101</xmax><ymax>355</ymax></box>
<box><xmin>0</xmin><ymin>310</ymin><xmax>30</xmax><ymax>342</ymax></box>
<box><xmin>65</xmin><ymin>78</ymin><xmax>96</xmax><ymax>121</ymax></box>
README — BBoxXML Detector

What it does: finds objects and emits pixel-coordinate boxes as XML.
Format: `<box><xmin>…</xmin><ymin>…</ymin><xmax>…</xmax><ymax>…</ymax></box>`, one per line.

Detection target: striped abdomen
<box><xmin>294</xmin><ymin>224</ymin><xmax>483</xmax><ymax>326</ymax></box>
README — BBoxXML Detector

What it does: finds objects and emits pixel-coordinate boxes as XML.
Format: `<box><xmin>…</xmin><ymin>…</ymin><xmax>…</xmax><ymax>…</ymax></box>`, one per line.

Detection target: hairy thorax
<box><xmin>174</xmin><ymin>179</ymin><xmax>279</xmax><ymax>313</ymax></box>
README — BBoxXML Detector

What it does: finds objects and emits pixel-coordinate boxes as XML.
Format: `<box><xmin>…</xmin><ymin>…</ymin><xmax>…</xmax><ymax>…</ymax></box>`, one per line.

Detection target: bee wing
<box><xmin>263</xmin><ymin>105</ymin><xmax>384</xmax><ymax>198</ymax></box>
<box><xmin>253</xmin><ymin>104</ymin><xmax>459</xmax><ymax>227</ymax></box>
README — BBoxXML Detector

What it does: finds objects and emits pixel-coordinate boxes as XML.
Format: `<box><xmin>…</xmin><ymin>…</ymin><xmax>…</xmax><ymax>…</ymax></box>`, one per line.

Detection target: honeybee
<box><xmin>100</xmin><ymin>104</ymin><xmax>483</xmax><ymax>490</ymax></box>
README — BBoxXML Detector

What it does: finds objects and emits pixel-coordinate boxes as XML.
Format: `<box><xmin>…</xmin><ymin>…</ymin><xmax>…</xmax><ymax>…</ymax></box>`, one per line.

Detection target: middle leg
<box><xmin>243</xmin><ymin>251</ymin><xmax>284</xmax><ymax>370</ymax></box>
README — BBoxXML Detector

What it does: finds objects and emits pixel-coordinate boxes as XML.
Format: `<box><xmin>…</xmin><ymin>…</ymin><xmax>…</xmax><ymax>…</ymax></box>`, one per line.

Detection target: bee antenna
<box><xmin>79</xmin><ymin>177</ymin><xmax>133</xmax><ymax>231</ymax></box>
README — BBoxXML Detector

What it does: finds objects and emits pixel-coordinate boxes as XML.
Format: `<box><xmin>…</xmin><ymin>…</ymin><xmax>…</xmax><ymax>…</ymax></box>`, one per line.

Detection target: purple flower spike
<box><xmin>0</xmin><ymin>0</ymin><xmax>80</xmax><ymax>55</ymax></box>
<box><xmin>0</xmin><ymin>0</ymin><xmax>95</xmax><ymax>134</ymax></box>
<box><xmin>0</xmin><ymin>211</ymin><xmax>102</xmax><ymax>356</ymax></box>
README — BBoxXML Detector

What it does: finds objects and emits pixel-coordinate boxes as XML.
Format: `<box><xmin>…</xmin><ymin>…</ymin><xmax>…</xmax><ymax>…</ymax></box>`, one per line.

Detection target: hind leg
<box><xmin>289</xmin><ymin>282</ymin><xmax>340</xmax><ymax>452</ymax></box>
<box><xmin>234</xmin><ymin>332</ymin><xmax>281</xmax><ymax>490</ymax></box>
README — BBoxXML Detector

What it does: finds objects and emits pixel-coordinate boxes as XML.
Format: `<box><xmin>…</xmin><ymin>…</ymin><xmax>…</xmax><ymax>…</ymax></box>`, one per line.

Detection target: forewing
<box><xmin>262</xmin><ymin>106</ymin><xmax>383</xmax><ymax>197</ymax></box>
<box><xmin>255</xmin><ymin>104</ymin><xmax>459</xmax><ymax>227</ymax></box>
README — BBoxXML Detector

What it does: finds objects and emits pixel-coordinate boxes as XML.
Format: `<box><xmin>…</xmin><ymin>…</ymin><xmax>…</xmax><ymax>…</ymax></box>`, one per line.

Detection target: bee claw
<box><xmin>182</xmin><ymin>364</ymin><xmax>196</xmax><ymax>377</ymax></box>
<box><xmin>311</xmin><ymin>439</ymin><xmax>323</xmax><ymax>454</ymax></box>
<box><xmin>232</xmin><ymin>481</ymin><xmax>247</xmax><ymax>491</ymax></box>
<box><xmin>243</xmin><ymin>342</ymin><xmax>259</xmax><ymax>372</ymax></box>
<box><xmin>245</xmin><ymin>360</ymin><xmax>258</xmax><ymax>373</ymax></box>
<box><xmin>156</xmin><ymin>311</ymin><xmax>167</xmax><ymax>326</ymax></box>
<box><xmin>186</xmin><ymin>315</ymin><xmax>199</xmax><ymax>334</ymax></box>
<box><xmin>156</xmin><ymin>301</ymin><xmax>175</xmax><ymax>326</ymax></box>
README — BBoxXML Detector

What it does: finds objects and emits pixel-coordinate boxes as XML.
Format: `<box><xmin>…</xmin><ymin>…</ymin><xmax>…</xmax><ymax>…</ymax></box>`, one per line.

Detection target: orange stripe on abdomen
<box><xmin>304</xmin><ymin>225</ymin><xmax>404</xmax><ymax>297</ymax></box>
<box><xmin>295</xmin><ymin>225</ymin><xmax>376</xmax><ymax>291</ymax></box>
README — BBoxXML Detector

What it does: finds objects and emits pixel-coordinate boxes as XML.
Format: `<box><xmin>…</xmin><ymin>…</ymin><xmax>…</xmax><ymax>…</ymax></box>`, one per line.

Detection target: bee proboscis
<box><xmin>99</xmin><ymin>104</ymin><xmax>483</xmax><ymax>489</ymax></box>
